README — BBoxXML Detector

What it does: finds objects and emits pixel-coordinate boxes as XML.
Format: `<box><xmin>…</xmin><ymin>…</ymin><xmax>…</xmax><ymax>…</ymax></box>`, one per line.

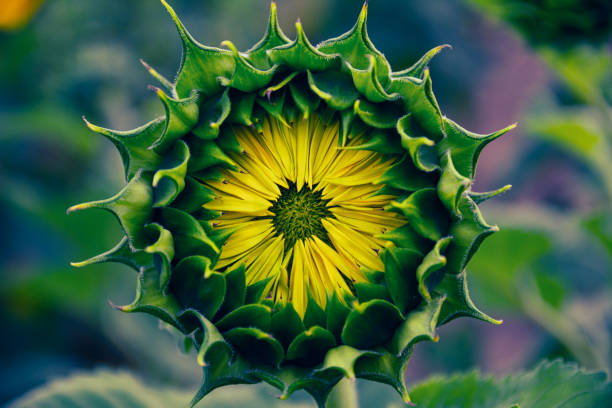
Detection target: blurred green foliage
<box><xmin>1</xmin><ymin>0</ymin><xmax>611</xmax><ymax>406</ymax></box>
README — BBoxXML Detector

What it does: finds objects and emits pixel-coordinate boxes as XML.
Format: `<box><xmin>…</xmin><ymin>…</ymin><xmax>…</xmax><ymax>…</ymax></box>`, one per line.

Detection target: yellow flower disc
<box><xmin>204</xmin><ymin>114</ymin><xmax>406</xmax><ymax>316</ymax></box>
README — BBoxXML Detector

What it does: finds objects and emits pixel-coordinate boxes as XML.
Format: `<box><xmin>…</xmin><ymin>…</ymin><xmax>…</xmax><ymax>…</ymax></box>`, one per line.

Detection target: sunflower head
<box><xmin>69</xmin><ymin>1</ymin><xmax>514</xmax><ymax>406</ymax></box>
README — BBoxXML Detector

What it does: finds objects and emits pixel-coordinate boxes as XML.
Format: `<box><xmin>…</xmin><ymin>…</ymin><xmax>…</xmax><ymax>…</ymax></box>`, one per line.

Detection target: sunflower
<box><xmin>206</xmin><ymin>114</ymin><xmax>406</xmax><ymax>316</ymax></box>
<box><xmin>69</xmin><ymin>1</ymin><xmax>514</xmax><ymax>407</ymax></box>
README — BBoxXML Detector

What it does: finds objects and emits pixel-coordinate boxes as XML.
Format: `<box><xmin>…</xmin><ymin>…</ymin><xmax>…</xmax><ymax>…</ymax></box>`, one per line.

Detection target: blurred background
<box><xmin>1</xmin><ymin>0</ymin><xmax>611</xmax><ymax>406</ymax></box>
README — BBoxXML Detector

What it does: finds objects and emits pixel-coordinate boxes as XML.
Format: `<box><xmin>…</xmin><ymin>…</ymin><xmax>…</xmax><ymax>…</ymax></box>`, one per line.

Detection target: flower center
<box><xmin>270</xmin><ymin>182</ymin><xmax>333</xmax><ymax>250</ymax></box>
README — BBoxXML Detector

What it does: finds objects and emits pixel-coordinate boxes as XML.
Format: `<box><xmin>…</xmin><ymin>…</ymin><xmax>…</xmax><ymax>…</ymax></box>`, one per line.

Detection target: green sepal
<box><xmin>271</xmin><ymin>303</ymin><xmax>305</xmax><ymax>350</ymax></box>
<box><xmin>303</xmin><ymin>290</ymin><xmax>327</xmax><ymax>329</ymax></box>
<box><xmin>387</xmin><ymin>296</ymin><xmax>445</xmax><ymax>355</ymax></box>
<box><xmin>289</xmin><ymin>78</ymin><xmax>321</xmax><ymax>119</ymax></box>
<box><xmin>191</xmin><ymin>355</ymin><xmax>258</xmax><ymax>408</ymax></box>
<box><xmin>67</xmin><ymin>170</ymin><xmax>153</xmax><ymax>249</ymax></box>
<box><xmin>389</xmin><ymin>188</ymin><xmax>450</xmax><ymax>241</ymax></box>
<box><xmin>161</xmin><ymin>0</ymin><xmax>234</xmax><ymax>99</ymax></box>
<box><xmin>353</xmin><ymin>351</ymin><xmax>411</xmax><ymax>404</ymax></box>
<box><xmin>261</xmin><ymin>72</ymin><xmax>299</xmax><ymax>97</ymax></box>
<box><xmin>286</xmin><ymin>326</ymin><xmax>336</xmax><ymax>365</ymax></box>
<box><xmin>116</xmin><ymin>265</ymin><xmax>183</xmax><ymax>331</ymax></box>
<box><xmin>342</xmin><ymin>128</ymin><xmax>401</xmax><ymax>154</ymax></box>
<box><xmin>83</xmin><ymin>116</ymin><xmax>163</xmax><ymax>180</ymax></box>
<box><xmin>354</xmin><ymin>99</ymin><xmax>402</xmax><ymax>129</ymax></box>
<box><xmin>186</xmin><ymin>137</ymin><xmax>236</xmax><ymax>172</ymax></box>
<box><xmin>377</xmin><ymin>155</ymin><xmax>437</xmax><ymax>192</ymax></box>
<box><xmin>217</xmin><ymin>265</ymin><xmax>246</xmax><ymax>317</ymax></box>
<box><xmin>307</xmin><ymin>70</ymin><xmax>359</xmax><ymax>111</ymax></box>
<box><xmin>70</xmin><ymin>236</ymin><xmax>153</xmax><ymax>272</ymax></box>
<box><xmin>169</xmin><ymin>256</ymin><xmax>226</xmax><ymax>320</ymax></box>
<box><xmin>341</xmin><ymin>299</ymin><xmax>404</xmax><ymax>349</ymax></box>
<box><xmin>439</xmin><ymin>117</ymin><xmax>517</xmax><ymax>178</ymax></box>
<box><xmin>218</xmin><ymin>40</ymin><xmax>277</xmax><ymax>92</ymax></box>
<box><xmin>256</xmin><ymin>89</ymin><xmax>289</xmax><ymax>127</ymax></box>
<box><xmin>339</xmin><ymin>109</ymin><xmax>356</xmax><ymax>145</ymax></box>
<box><xmin>227</xmin><ymin>91</ymin><xmax>256</xmax><ymax>126</ymax></box>
<box><xmin>320</xmin><ymin>345</ymin><xmax>375</xmax><ymax>380</ymax></box>
<box><xmin>389</xmin><ymin>71</ymin><xmax>444</xmax><ymax>140</ymax></box>
<box><xmin>346</xmin><ymin>54</ymin><xmax>398</xmax><ymax>103</ymax></box>
<box><xmin>377</xmin><ymin>224</ymin><xmax>431</xmax><ymax>256</ymax></box>
<box><xmin>416</xmin><ymin>237</ymin><xmax>452</xmax><ymax>301</ymax></box>
<box><xmin>431</xmin><ymin>270</ymin><xmax>501</xmax><ymax>325</ymax></box>
<box><xmin>179</xmin><ymin>308</ymin><xmax>232</xmax><ymax>367</ymax></box>
<box><xmin>158</xmin><ymin>207</ymin><xmax>219</xmax><ymax>260</ymax></box>
<box><xmin>381</xmin><ymin>247</ymin><xmax>422</xmax><ymax>313</ymax></box>
<box><xmin>268</xmin><ymin>20</ymin><xmax>338</xmax><ymax>71</ymax></box>
<box><xmin>317</xmin><ymin>2</ymin><xmax>391</xmax><ymax>88</ymax></box>
<box><xmin>325</xmin><ymin>294</ymin><xmax>352</xmax><ymax>343</ymax></box>
<box><xmin>397</xmin><ymin>114</ymin><xmax>438</xmax><ymax>172</ymax></box>
<box><xmin>224</xmin><ymin>327</ymin><xmax>284</xmax><ymax>367</ymax></box>
<box><xmin>392</xmin><ymin>45</ymin><xmax>451</xmax><ymax>79</ymax></box>
<box><xmin>216</xmin><ymin>125</ymin><xmax>244</xmax><ymax>155</ymax></box>
<box><xmin>143</xmin><ymin>222</ymin><xmax>175</xmax><ymax>290</ymax></box>
<box><xmin>354</xmin><ymin>281</ymin><xmax>391</xmax><ymax>303</ymax></box>
<box><xmin>437</xmin><ymin>150</ymin><xmax>471</xmax><ymax>217</ymax></box>
<box><xmin>445</xmin><ymin>196</ymin><xmax>498</xmax><ymax>274</ymax></box>
<box><xmin>151</xmin><ymin>88</ymin><xmax>200</xmax><ymax>151</ymax></box>
<box><xmin>171</xmin><ymin>176</ymin><xmax>215</xmax><ymax>213</ymax></box>
<box><xmin>216</xmin><ymin>304</ymin><xmax>272</xmax><ymax>332</ymax></box>
<box><xmin>191</xmin><ymin>89</ymin><xmax>231</xmax><ymax>140</ymax></box>
<box><xmin>246</xmin><ymin>1</ymin><xmax>291</xmax><ymax>69</ymax></box>
<box><xmin>245</xmin><ymin>277</ymin><xmax>273</xmax><ymax>304</ymax></box>
<box><xmin>152</xmin><ymin>139</ymin><xmax>190</xmax><ymax>207</ymax></box>
<box><xmin>140</xmin><ymin>58</ymin><xmax>174</xmax><ymax>91</ymax></box>
<box><xmin>470</xmin><ymin>184</ymin><xmax>512</xmax><ymax>204</ymax></box>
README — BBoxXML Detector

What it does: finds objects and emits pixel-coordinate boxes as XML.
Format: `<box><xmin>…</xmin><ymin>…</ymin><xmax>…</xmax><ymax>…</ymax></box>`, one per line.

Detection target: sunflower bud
<box><xmin>69</xmin><ymin>1</ymin><xmax>514</xmax><ymax>406</ymax></box>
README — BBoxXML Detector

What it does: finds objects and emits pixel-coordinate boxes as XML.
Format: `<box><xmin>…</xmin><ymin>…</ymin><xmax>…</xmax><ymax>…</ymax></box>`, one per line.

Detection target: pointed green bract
<box><xmin>69</xmin><ymin>2</ymin><xmax>514</xmax><ymax>407</ymax></box>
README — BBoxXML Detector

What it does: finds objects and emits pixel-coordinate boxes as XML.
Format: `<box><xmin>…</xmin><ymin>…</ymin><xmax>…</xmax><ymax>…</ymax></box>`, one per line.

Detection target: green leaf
<box><xmin>7</xmin><ymin>370</ymin><xmax>190</xmax><ymax>408</ymax></box>
<box><xmin>467</xmin><ymin>228</ymin><xmax>551</xmax><ymax>310</ymax></box>
<box><xmin>410</xmin><ymin>360</ymin><xmax>612</xmax><ymax>408</ymax></box>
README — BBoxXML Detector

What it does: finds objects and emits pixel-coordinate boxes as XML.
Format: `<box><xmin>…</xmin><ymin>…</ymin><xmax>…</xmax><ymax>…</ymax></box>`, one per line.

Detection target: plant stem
<box><xmin>326</xmin><ymin>378</ymin><xmax>359</xmax><ymax>408</ymax></box>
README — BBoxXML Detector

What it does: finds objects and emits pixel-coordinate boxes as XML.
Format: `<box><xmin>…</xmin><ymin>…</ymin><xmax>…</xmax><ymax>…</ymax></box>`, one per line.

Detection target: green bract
<box><xmin>69</xmin><ymin>2</ymin><xmax>514</xmax><ymax>406</ymax></box>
